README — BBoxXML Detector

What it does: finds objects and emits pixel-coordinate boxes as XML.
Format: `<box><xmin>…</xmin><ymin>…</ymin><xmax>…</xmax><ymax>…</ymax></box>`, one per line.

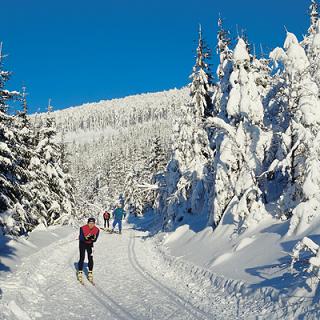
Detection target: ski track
<box><xmin>127</xmin><ymin>232</ymin><xmax>212</xmax><ymax>320</ymax></box>
<box><xmin>67</xmin><ymin>250</ymin><xmax>136</xmax><ymax>320</ymax></box>
<box><xmin>0</xmin><ymin>227</ymin><xmax>251</xmax><ymax>320</ymax></box>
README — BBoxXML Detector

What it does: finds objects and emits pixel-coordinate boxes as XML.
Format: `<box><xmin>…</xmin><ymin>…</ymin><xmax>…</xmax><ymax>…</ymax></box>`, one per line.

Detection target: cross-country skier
<box><xmin>103</xmin><ymin>210</ymin><xmax>111</xmax><ymax>229</ymax></box>
<box><xmin>77</xmin><ymin>217</ymin><xmax>100</xmax><ymax>284</ymax></box>
<box><xmin>112</xmin><ymin>205</ymin><xmax>126</xmax><ymax>234</ymax></box>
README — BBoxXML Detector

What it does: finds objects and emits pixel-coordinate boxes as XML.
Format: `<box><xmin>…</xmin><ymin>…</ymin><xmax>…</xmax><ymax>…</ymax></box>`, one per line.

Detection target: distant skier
<box><xmin>77</xmin><ymin>217</ymin><xmax>100</xmax><ymax>284</ymax></box>
<box><xmin>103</xmin><ymin>210</ymin><xmax>111</xmax><ymax>229</ymax></box>
<box><xmin>112</xmin><ymin>205</ymin><xmax>126</xmax><ymax>234</ymax></box>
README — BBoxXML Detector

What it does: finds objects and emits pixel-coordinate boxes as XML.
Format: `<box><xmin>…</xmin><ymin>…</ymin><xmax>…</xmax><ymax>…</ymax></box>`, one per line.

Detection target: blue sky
<box><xmin>0</xmin><ymin>0</ymin><xmax>311</xmax><ymax>113</ymax></box>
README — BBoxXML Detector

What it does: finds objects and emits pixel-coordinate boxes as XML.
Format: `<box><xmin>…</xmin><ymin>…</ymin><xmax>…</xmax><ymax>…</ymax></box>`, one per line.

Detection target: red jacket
<box><xmin>103</xmin><ymin>211</ymin><xmax>110</xmax><ymax>220</ymax></box>
<box><xmin>79</xmin><ymin>225</ymin><xmax>100</xmax><ymax>245</ymax></box>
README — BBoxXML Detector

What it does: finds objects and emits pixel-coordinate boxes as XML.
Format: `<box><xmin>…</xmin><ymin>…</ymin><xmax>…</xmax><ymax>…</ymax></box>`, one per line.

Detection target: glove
<box><xmin>85</xmin><ymin>233</ymin><xmax>95</xmax><ymax>240</ymax></box>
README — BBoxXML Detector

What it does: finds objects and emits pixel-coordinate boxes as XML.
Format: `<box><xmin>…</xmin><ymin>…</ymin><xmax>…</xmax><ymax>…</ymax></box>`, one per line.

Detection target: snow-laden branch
<box><xmin>257</xmin><ymin>135</ymin><xmax>302</xmax><ymax>178</ymax></box>
<box><xmin>166</xmin><ymin>173</ymin><xmax>192</xmax><ymax>204</ymax></box>
<box><xmin>206</xmin><ymin>116</ymin><xmax>258</xmax><ymax>184</ymax></box>
<box><xmin>135</xmin><ymin>183</ymin><xmax>160</xmax><ymax>190</ymax></box>
<box><xmin>206</xmin><ymin>116</ymin><xmax>236</xmax><ymax>139</ymax></box>
<box><xmin>291</xmin><ymin>237</ymin><xmax>320</xmax><ymax>277</ymax></box>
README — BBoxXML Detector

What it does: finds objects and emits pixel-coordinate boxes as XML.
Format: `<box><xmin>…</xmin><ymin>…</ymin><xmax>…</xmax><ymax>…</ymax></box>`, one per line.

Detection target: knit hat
<box><xmin>87</xmin><ymin>217</ymin><xmax>96</xmax><ymax>224</ymax></box>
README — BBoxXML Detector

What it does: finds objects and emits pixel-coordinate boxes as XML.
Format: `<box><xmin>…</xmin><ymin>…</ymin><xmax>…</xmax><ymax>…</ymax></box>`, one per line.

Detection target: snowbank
<box><xmin>0</xmin><ymin>225</ymin><xmax>75</xmax><ymax>278</ymax></box>
<box><xmin>153</xmin><ymin>216</ymin><xmax>320</xmax><ymax>318</ymax></box>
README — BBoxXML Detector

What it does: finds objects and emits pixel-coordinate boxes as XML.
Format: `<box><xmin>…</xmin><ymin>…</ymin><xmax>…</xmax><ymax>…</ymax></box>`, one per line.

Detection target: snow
<box><xmin>7</xmin><ymin>301</ymin><xmax>32</xmax><ymax>320</ymax></box>
<box><xmin>234</xmin><ymin>236</ymin><xmax>256</xmax><ymax>251</ymax></box>
<box><xmin>0</xmin><ymin>225</ymin><xmax>74</xmax><ymax>277</ymax></box>
<box><xmin>233</xmin><ymin>38</ymin><xmax>250</xmax><ymax>62</ymax></box>
<box><xmin>211</xmin><ymin>252</ymin><xmax>233</xmax><ymax>267</ymax></box>
<box><xmin>3</xmin><ymin>3</ymin><xmax>320</xmax><ymax>319</ymax></box>
<box><xmin>0</xmin><ymin>222</ymin><xmax>278</xmax><ymax>320</ymax></box>
<box><xmin>163</xmin><ymin>224</ymin><xmax>193</xmax><ymax>245</ymax></box>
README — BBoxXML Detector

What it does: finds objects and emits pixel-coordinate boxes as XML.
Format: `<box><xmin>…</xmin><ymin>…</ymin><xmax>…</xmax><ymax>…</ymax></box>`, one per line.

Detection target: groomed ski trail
<box><xmin>1</xmin><ymin>225</ymin><xmax>262</xmax><ymax>320</ymax></box>
<box><xmin>127</xmin><ymin>232</ymin><xmax>212</xmax><ymax>320</ymax></box>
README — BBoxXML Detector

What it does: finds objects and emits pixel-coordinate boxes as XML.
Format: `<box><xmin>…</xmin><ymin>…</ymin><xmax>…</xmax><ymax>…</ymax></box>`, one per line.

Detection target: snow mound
<box><xmin>234</xmin><ymin>236</ymin><xmax>256</xmax><ymax>252</ymax></box>
<box><xmin>163</xmin><ymin>224</ymin><xmax>193</xmax><ymax>245</ymax></box>
<box><xmin>211</xmin><ymin>252</ymin><xmax>233</xmax><ymax>267</ymax></box>
<box><xmin>8</xmin><ymin>300</ymin><xmax>32</xmax><ymax>320</ymax></box>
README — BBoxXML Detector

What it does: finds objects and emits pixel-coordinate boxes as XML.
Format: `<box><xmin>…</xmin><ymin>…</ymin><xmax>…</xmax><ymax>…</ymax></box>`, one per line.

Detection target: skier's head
<box><xmin>87</xmin><ymin>217</ymin><xmax>96</xmax><ymax>229</ymax></box>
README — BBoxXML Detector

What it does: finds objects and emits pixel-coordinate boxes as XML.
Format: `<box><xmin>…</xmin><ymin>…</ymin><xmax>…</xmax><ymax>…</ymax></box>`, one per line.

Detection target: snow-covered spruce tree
<box><xmin>12</xmin><ymin>87</ymin><xmax>43</xmax><ymax>232</ymax></box>
<box><xmin>270</xmin><ymin>31</ymin><xmax>320</xmax><ymax>235</ymax></box>
<box><xmin>207</xmin><ymin>38</ymin><xmax>271</xmax><ymax>231</ymax></box>
<box><xmin>161</xmin><ymin>26</ymin><xmax>214</xmax><ymax>230</ymax></box>
<box><xmin>215</xmin><ymin>16</ymin><xmax>233</xmax><ymax>118</ymax></box>
<box><xmin>0</xmin><ymin>46</ymin><xmax>32</xmax><ymax>235</ymax></box>
<box><xmin>147</xmin><ymin>136</ymin><xmax>167</xmax><ymax>208</ymax></box>
<box><xmin>190</xmin><ymin>24</ymin><xmax>213</xmax><ymax>118</ymax></box>
<box><xmin>33</xmin><ymin>104</ymin><xmax>75</xmax><ymax>225</ymax></box>
<box><xmin>307</xmin><ymin>0</ymin><xmax>319</xmax><ymax>40</ymax></box>
<box><xmin>305</xmin><ymin>19</ymin><xmax>320</xmax><ymax>94</ymax></box>
<box><xmin>302</xmin><ymin>2</ymin><xmax>320</xmax><ymax>84</ymax></box>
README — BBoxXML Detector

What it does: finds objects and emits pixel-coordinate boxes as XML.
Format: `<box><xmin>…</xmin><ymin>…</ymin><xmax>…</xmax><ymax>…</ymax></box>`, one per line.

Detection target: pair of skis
<box><xmin>100</xmin><ymin>227</ymin><xmax>121</xmax><ymax>234</ymax></box>
<box><xmin>77</xmin><ymin>272</ymin><xmax>95</xmax><ymax>286</ymax></box>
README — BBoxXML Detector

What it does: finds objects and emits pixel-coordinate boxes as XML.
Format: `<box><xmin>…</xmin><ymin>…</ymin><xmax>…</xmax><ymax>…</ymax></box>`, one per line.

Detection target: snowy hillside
<box><xmin>39</xmin><ymin>88</ymin><xmax>190</xmax><ymax>216</ymax></box>
<box><xmin>50</xmin><ymin>88</ymin><xmax>189</xmax><ymax>139</ymax></box>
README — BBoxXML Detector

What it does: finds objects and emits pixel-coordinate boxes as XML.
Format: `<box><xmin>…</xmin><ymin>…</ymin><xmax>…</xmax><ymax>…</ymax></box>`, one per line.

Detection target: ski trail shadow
<box><xmin>73</xmin><ymin>262</ymin><xmax>89</xmax><ymax>277</ymax></box>
<box><xmin>246</xmin><ymin>257</ymin><xmax>313</xmax><ymax>295</ymax></box>
<box><xmin>0</xmin><ymin>235</ymin><xmax>17</xmax><ymax>300</ymax></box>
<box><xmin>128</xmin><ymin>210</ymin><xmax>162</xmax><ymax>238</ymax></box>
<box><xmin>0</xmin><ymin>236</ymin><xmax>16</xmax><ymax>273</ymax></box>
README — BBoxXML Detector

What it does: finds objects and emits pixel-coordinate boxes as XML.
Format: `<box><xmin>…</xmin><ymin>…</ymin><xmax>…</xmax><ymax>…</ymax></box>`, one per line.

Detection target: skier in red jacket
<box><xmin>103</xmin><ymin>211</ymin><xmax>111</xmax><ymax>229</ymax></box>
<box><xmin>77</xmin><ymin>217</ymin><xmax>100</xmax><ymax>284</ymax></box>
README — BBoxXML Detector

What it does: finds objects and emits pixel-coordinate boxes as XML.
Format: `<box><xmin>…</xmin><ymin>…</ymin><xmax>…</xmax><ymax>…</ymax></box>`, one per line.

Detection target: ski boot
<box><xmin>88</xmin><ymin>271</ymin><xmax>94</xmax><ymax>284</ymax></box>
<box><xmin>77</xmin><ymin>270</ymin><xmax>84</xmax><ymax>284</ymax></box>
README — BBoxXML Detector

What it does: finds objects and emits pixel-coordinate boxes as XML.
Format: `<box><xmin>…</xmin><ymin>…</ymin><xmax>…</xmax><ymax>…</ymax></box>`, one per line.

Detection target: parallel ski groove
<box><xmin>128</xmin><ymin>232</ymin><xmax>212</xmax><ymax>320</ymax></box>
<box><xmin>69</xmin><ymin>251</ymin><xmax>136</xmax><ymax>320</ymax></box>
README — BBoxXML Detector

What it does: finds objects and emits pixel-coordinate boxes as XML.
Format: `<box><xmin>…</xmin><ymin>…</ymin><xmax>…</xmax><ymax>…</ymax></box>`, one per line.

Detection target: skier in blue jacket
<box><xmin>112</xmin><ymin>205</ymin><xmax>126</xmax><ymax>234</ymax></box>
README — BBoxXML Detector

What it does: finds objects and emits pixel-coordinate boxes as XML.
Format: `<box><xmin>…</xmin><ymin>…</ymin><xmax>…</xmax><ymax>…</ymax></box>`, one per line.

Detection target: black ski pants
<box><xmin>78</xmin><ymin>241</ymin><xmax>94</xmax><ymax>271</ymax></box>
<box><xmin>104</xmin><ymin>218</ymin><xmax>110</xmax><ymax>228</ymax></box>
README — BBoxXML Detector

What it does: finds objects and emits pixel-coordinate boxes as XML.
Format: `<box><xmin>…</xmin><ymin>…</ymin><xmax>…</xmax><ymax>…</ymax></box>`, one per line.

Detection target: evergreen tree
<box><xmin>159</xmin><ymin>26</ymin><xmax>215</xmax><ymax>230</ymax></box>
<box><xmin>207</xmin><ymin>38</ymin><xmax>271</xmax><ymax>231</ymax></box>
<box><xmin>270</xmin><ymin>31</ymin><xmax>320</xmax><ymax>234</ymax></box>
<box><xmin>309</xmin><ymin>0</ymin><xmax>319</xmax><ymax>36</ymax></box>
<box><xmin>215</xmin><ymin>17</ymin><xmax>233</xmax><ymax>118</ymax></box>
<box><xmin>189</xmin><ymin>25</ymin><xmax>213</xmax><ymax>118</ymax></box>
<box><xmin>0</xmin><ymin>44</ymin><xmax>27</xmax><ymax>235</ymax></box>
<box><xmin>34</xmin><ymin>102</ymin><xmax>75</xmax><ymax>225</ymax></box>
<box><xmin>13</xmin><ymin>86</ymin><xmax>40</xmax><ymax>232</ymax></box>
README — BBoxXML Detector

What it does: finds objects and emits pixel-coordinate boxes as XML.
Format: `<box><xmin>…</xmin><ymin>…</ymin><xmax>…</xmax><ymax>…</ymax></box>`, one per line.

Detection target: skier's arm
<box><xmin>79</xmin><ymin>228</ymin><xmax>85</xmax><ymax>242</ymax></box>
<box><xmin>93</xmin><ymin>229</ymin><xmax>100</xmax><ymax>242</ymax></box>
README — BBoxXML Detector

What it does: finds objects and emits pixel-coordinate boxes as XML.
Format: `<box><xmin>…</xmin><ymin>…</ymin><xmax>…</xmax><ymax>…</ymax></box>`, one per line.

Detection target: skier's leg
<box><xmin>78</xmin><ymin>242</ymin><xmax>85</xmax><ymax>271</ymax></box>
<box><xmin>104</xmin><ymin>219</ymin><xmax>106</xmax><ymax>228</ymax></box>
<box><xmin>119</xmin><ymin>220</ymin><xmax>122</xmax><ymax>233</ymax></box>
<box><xmin>107</xmin><ymin>219</ymin><xmax>110</xmax><ymax>229</ymax></box>
<box><xmin>115</xmin><ymin>219</ymin><xmax>120</xmax><ymax>232</ymax></box>
<box><xmin>87</xmin><ymin>245</ymin><xmax>94</xmax><ymax>271</ymax></box>
<box><xmin>112</xmin><ymin>219</ymin><xmax>117</xmax><ymax>231</ymax></box>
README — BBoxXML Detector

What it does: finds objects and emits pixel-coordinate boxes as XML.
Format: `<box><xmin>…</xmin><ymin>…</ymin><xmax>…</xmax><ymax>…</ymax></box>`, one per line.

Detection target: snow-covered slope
<box><xmin>0</xmin><ymin>221</ymin><xmax>285</xmax><ymax>320</ymax></box>
<box><xmin>48</xmin><ymin>88</ymin><xmax>189</xmax><ymax>143</ymax></box>
<box><xmin>38</xmin><ymin>88</ymin><xmax>190</xmax><ymax>215</ymax></box>
<box><xmin>154</xmin><ymin>212</ymin><xmax>320</xmax><ymax>319</ymax></box>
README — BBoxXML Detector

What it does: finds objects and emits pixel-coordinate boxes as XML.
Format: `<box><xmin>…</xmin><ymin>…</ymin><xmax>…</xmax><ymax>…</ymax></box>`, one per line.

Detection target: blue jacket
<box><xmin>113</xmin><ymin>208</ymin><xmax>125</xmax><ymax>220</ymax></box>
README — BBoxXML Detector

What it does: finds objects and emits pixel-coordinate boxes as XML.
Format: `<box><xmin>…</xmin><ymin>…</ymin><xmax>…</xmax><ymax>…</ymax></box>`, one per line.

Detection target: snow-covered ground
<box><xmin>0</xmin><ymin>218</ymin><xmax>301</xmax><ymax>320</ymax></box>
<box><xmin>155</xmin><ymin>212</ymin><xmax>320</xmax><ymax>319</ymax></box>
